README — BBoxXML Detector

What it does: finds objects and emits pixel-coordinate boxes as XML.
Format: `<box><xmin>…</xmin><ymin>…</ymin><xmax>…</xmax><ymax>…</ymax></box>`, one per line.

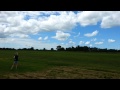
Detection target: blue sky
<box><xmin>0</xmin><ymin>11</ymin><xmax>120</xmax><ymax>50</ymax></box>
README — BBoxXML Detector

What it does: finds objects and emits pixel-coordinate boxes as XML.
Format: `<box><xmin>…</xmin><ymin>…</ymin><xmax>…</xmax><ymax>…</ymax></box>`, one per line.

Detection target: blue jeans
<box><xmin>14</xmin><ymin>61</ymin><xmax>18</xmax><ymax>64</ymax></box>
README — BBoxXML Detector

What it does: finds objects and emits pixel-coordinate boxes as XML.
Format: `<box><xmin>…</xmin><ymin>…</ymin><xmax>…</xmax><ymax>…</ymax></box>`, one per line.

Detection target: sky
<box><xmin>0</xmin><ymin>11</ymin><xmax>120</xmax><ymax>50</ymax></box>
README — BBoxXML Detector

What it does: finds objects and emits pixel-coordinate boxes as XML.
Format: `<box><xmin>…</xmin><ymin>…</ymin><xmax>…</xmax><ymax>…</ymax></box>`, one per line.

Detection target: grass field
<box><xmin>0</xmin><ymin>50</ymin><xmax>120</xmax><ymax>79</ymax></box>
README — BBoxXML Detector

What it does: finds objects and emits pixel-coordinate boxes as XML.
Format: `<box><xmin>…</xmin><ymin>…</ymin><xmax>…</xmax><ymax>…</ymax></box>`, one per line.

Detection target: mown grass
<box><xmin>0</xmin><ymin>50</ymin><xmax>120</xmax><ymax>79</ymax></box>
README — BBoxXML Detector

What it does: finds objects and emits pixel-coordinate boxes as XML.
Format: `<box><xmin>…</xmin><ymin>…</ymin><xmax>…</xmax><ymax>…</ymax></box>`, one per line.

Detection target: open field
<box><xmin>0</xmin><ymin>50</ymin><xmax>120</xmax><ymax>79</ymax></box>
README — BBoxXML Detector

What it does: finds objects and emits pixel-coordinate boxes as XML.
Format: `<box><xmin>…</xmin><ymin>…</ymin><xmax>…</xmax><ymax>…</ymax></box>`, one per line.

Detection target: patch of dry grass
<box><xmin>3</xmin><ymin>66</ymin><xmax>120</xmax><ymax>79</ymax></box>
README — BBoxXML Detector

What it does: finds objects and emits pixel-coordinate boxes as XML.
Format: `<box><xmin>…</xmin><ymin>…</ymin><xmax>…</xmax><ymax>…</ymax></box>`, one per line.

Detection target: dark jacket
<box><xmin>14</xmin><ymin>55</ymin><xmax>18</xmax><ymax>61</ymax></box>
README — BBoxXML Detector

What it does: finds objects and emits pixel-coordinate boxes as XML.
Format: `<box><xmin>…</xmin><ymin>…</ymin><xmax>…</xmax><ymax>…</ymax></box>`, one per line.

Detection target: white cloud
<box><xmin>0</xmin><ymin>11</ymin><xmax>77</xmax><ymax>39</ymax></box>
<box><xmin>101</xmin><ymin>12</ymin><xmax>120</xmax><ymax>28</ymax></box>
<box><xmin>91</xmin><ymin>38</ymin><xmax>97</xmax><ymax>41</ymax></box>
<box><xmin>61</xmin><ymin>43</ymin><xmax>64</xmax><ymax>45</ymax></box>
<box><xmin>69</xmin><ymin>40</ymin><xmax>75</xmax><ymax>44</ymax></box>
<box><xmin>108</xmin><ymin>39</ymin><xmax>115</xmax><ymax>43</ymax></box>
<box><xmin>79</xmin><ymin>41</ymin><xmax>84</xmax><ymax>45</ymax></box>
<box><xmin>85</xmin><ymin>41</ymin><xmax>90</xmax><ymax>45</ymax></box>
<box><xmin>0</xmin><ymin>37</ymin><xmax>58</xmax><ymax>50</ymax></box>
<box><xmin>19</xmin><ymin>34</ymin><xmax>29</xmax><ymax>38</ymax></box>
<box><xmin>0</xmin><ymin>11</ymin><xmax>120</xmax><ymax>49</ymax></box>
<box><xmin>77</xmin><ymin>11</ymin><xmax>120</xmax><ymax>28</ymax></box>
<box><xmin>74</xmin><ymin>32</ymin><xmax>80</xmax><ymax>37</ymax></box>
<box><xmin>0</xmin><ymin>33</ymin><xmax>7</xmax><ymax>38</ymax></box>
<box><xmin>90</xmin><ymin>44</ymin><xmax>92</xmax><ymax>47</ymax></box>
<box><xmin>1</xmin><ymin>11</ymin><xmax>120</xmax><ymax>40</ymax></box>
<box><xmin>38</xmin><ymin>11</ymin><xmax>77</xmax><ymax>32</ymax></box>
<box><xmin>44</xmin><ymin>36</ymin><xmax>48</xmax><ymax>40</ymax></box>
<box><xmin>67</xmin><ymin>40</ymin><xmax>76</xmax><ymax>47</ymax></box>
<box><xmin>52</xmin><ymin>31</ymin><xmax>70</xmax><ymax>41</ymax></box>
<box><xmin>10</xmin><ymin>34</ymin><xmax>29</xmax><ymax>38</ymax></box>
<box><xmin>38</xmin><ymin>37</ymin><xmax>42</xmax><ymax>40</ymax></box>
<box><xmin>77</xmin><ymin>11</ymin><xmax>102</xmax><ymax>26</ymax></box>
<box><xmin>95</xmin><ymin>42</ymin><xmax>103</xmax><ymax>44</ymax></box>
<box><xmin>84</xmin><ymin>30</ymin><xmax>99</xmax><ymax>37</ymax></box>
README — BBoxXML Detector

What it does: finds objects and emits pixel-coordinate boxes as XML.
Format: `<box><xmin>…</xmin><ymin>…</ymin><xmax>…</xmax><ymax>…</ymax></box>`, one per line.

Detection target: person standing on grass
<box><xmin>11</xmin><ymin>52</ymin><xmax>19</xmax><ymax>70</ymax></box>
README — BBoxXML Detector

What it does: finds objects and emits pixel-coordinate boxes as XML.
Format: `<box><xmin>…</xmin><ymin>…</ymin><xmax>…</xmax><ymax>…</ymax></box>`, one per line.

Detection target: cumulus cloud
<box><xmin>52</xmin><ymin>31</ymin><xmax>70</xmax><ymax>41</ymax></box>
<box><xmin>1</xmin><ymin>11</ymin><xmax>120</xmax><ymax>39</ymax></box>
<box><xmin>101</xmin><ymin>12</ymin><xmax>120</xmax><ymax>28</ymax></box>
<box><xmin>10</xmin><ymin>34</ymin><xmax>29</xmax><ymax>38</ymax></box>
<box><xmin>79</xmin><ymin>41</ymin><xmax>84</xmax><ymax>45</ymax></box>
<box><xmin>95</xmin><ymin>42</ymin><xmax>103</xmax><ymax>44</ymax></box>
<box><xmin>44</xmin><ymin>36</ymin><xmax>48</xmax><ymax>40</ymax></box>
<box><xmin>0</xmin><ymin>25</ymin><xmax>8</xmax><ymax>38</ymax></box>
<box><xmin>84</xmin><ymin>30</ymin><xmax>99</xmax><ymax>37</ymax></box>
<box><xmin>38</xmin><ymin>37</ymin><xmax>42</xmax><ymax>40</ymax></box>
<box><xmin>0</xmin><ymin>33</ymin><xmax>7</xmax><ymax>38</ymax></box>
<box><xmin>0</xmin><ymin>37</ymin><xmax>58</xmax><ymax>50</ymax></box>
<box><xmin>85</xmin><ymin>41</ymin><xmax>90</xmax><ymax>45</ymax></box>
<box><xmin>69</xmin><ymin>40</ymin><xmax>75</xmax><ymax>44</ymax></box>
<box><xmin>108</xmin><ymin>39</ymin><xmax>115</xmax><ymax>43</ymax></box>
<box><xmin>61</xmin><ymin>43</ymin><xmax>64</xmax><ymax>45</ymax></box>
<box><xmin>0</xmin><ymin>11</ymin><xmax>120</xmax><ymax>49</ymax></box>
<box><xmin>77</xmin><ymin>11</ymin><xmax>120</xmax><ymax>28</ymax></box>
<box><xmin>74</xmin><ymin>32</ymin><xmax>80</xmax><ymax>37</ymax></box>
<box><xmin>38</xmin><ymin>11</ymin><xmax>77</xmax><ymax>32</ymax></box>
<box><xmin>0</xmin><ymin>11</ymin><xmax>77</xmax><ymax>39</ymax></box>
<box><xmin>90</xmin><ymin>44</ymin><xmax>92</xmax><ymax>47</ymax></box>
<box><xmin>77</xmin><ymin>11</ymin><xmax>102</xmax><ymax>26</ymax></box>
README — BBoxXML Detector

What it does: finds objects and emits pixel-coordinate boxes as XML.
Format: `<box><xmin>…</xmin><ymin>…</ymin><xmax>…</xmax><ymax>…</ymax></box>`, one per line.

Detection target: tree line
<box><xmin>56</xmin><ymin>45</ymin><xmax>120</xmax><ymax>52</ymax></box>
<box><xmin>0</xmin><ymin>45</ymin><xmax>120</xmax><ymax>52</ymax></box>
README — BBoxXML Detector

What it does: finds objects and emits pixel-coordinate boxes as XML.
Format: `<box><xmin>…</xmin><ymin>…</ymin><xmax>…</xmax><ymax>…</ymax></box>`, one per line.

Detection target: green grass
<box><xmin>0</xmin><ymin>50</ymin><xmax>120</xmax><ymax>79</ymax></box>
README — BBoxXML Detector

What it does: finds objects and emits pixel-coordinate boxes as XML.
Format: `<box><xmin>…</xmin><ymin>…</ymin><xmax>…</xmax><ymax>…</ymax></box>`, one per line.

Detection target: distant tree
<box><xmin>76</xmin><ymin>45</ymin><xmax>80</xmax><ymax>51</ymax></box>
<box><xmin>23</xmin><ymin>48</ymin><xmax>27</xmax><ymax>50</ymax></box>
<box><xmin>56</xmin><ymin>45</ymin><xmax>61</xmax><ymax>51</ymax></box>
<box><xmin>71</xmin><ymin>46</ymin><xmax>75</xmax><ymax>51</ymax></box>
<box><xmin>51</xmin><ymin>48</ymin><xmax>54</xmax><ymax>51</ymax></box>
<box><xmin>66</xmin><ymin>47</ymin><xmax>72</xmax><ymax>51</ymax></box>
<box><xmin>60</xmin><ymin>47</ymin><xmax>65</xmax><ymax>51</ymax></box>
<box><xmin>83</xmin><ymin>46</ymin><xmax>89</xmax><ymax>52</ymax></box>
<box><xmin>43</xmin><ymin>48</ymin><xmax>46</xmax><ymax>51</ymax></box>
<box><xmin>30</xmin><ymin>47</ymin><xmax>34</xmax><ymax>50</ymax></box>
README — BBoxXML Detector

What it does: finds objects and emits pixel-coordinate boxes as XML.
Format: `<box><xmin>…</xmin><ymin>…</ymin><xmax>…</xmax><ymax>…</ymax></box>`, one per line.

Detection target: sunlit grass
<box><xmin>0</xmin><ymin>50</ymin><xmax>120</xmax><ymax>79</ymax></box>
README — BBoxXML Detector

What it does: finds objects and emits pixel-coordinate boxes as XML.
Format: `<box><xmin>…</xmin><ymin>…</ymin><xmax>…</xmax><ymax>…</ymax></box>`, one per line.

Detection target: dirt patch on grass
<box><xmin>3</xmin><ymin>66</ymin><xmax>120</xmax><ymax>79</ymax></box>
